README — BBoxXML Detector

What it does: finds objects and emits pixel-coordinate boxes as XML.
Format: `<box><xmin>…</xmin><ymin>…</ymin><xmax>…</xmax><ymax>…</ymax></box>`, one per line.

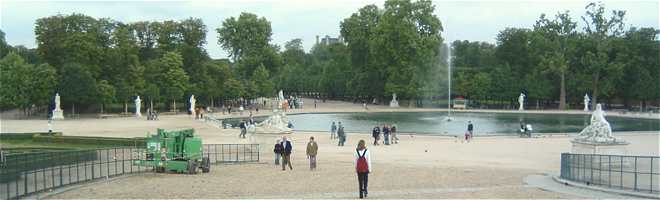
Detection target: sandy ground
<box><xmin>1</xmin><ymin>99</ymin><xmax>659</xmax><ymax>199</ymax></box>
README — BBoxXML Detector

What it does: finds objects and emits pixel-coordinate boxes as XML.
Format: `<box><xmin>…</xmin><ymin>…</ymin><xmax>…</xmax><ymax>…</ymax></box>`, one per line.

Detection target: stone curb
<box><xmin>552</xmin><ymin>176</ymin><xmax>659</xmax><ymax>199</ymax></box>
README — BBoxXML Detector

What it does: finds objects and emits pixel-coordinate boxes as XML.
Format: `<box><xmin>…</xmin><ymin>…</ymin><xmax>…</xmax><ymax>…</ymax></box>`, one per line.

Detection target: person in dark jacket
<box><xmin>239</xmin><ymin>121</ymin><xmax>247</xmax><ymax>138</ymax></box>
<box><xmin>274</xmin><ymin>139</ymin><xmax>283</xmax><ymax>165</ymax></box>
<box><xmin>467</xmin><ymin>121</ymin><xmax>474</xmax><ymax>140</ymax></box>
<box><xmin>391</xmin><ymin>124</ymin><xmax>399</xmax><ymax>144</ymax></box>
<box><xmin>372</xmin><ymin>126</ymin><xmax>381</xmax><ymax>145</ymax></box>
<box><xmin>281</xmin><ymin>136</ymin><xmax>293</xmax><ymax>171</ymax></box>
<box><xmin>338</xmin><ymin>123</ymin><xmax>346</xmax><ymax>146</ymax></box>
<box><xmin>382</xmin><ymin>124</ymin><xmax>390</xmax><ymax>145</ymax></box>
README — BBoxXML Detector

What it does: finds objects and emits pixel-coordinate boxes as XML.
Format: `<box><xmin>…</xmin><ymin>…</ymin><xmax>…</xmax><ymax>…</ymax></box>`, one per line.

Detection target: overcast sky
<box><xmin>1</xmin><ymin>0</ymin><xmax>658</xmax><ymax>59</ymax></box>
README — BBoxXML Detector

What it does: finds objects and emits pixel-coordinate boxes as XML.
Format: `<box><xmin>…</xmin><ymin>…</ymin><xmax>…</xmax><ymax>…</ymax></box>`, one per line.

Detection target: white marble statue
<box><xmin>276</xmin><ymin>90</ymin><xmax>286</xmax><ymax>110</ymax></box>
<box><xmin>135</xmin><ymin>96</ymin><xmax>142</xmax><ymax>117</ymax></box>
<box><xmin>583</xmin><ymin>93</ymin><xmax>590</xmax><ymax>111</ymax></box>
<box><xmin>54</xmin><ymin>93</ymin><xmax>61</xmax><ymax>111</ymax></box>
<box><xmin>256</xmin><ymin>109</ymin><xmax>292</xmax><ymax>133</ymax></box>
<box><xmin>51</xmin><ymin>93</ymin><xmax>64</xmax><ymax>119</ymax></box>
<box><xmin>189</xmin><ymin>95</ymin><xmax>196</xmax><ymax>113</ymax></box>
<box><xmin>518</xmin><ymin>93</ymin><xmax>526</xmax><ymax>111</ymax></box>
<box><xmin>574</xmin><ymin>104</ymin><xmax>623</xmax><ymax>144</ymax></box>
<box><xmin>278</xmin><ymin>90</ymin><xmax>284</xmax><ymax>101</ymax></box>
<box><xmin>390</xmin><ymin>93</ymin><xmax>399</xmax><ymax>108</ymax></box>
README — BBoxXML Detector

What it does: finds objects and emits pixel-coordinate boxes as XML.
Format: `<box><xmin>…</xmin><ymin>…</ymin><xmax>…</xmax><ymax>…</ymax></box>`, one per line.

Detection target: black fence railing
<box><xmin>560</xmin><ymin>153</ymin><xmax>660</xmax><ymax>195</ymax></box>
<box><xmin>0</xmin><ymin>144</ymin><xmax>259</xmax><ymax>200</ymax></box>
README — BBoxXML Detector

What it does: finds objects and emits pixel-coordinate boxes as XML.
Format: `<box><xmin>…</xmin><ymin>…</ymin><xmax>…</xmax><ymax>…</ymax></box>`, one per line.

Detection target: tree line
<box><xmin>0</xmin><ymin>0</ymin><xmax>657</xmax><ymax>115</ymax></box>
<box><xmin>452</xmin><ymin>2</ymin><xmax>659</xmax><ymax>110</ymax></box>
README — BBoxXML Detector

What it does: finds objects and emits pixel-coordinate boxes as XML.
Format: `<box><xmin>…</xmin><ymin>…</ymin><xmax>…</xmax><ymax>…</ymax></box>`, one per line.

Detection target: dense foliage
<box><xmin>451</xmin><ymin>2</ymin><xmax>659</xmax><ymax>109</ymax></box>
<box><xmin>0</xmin><ymin>1</ymin><xmax>657</xmax><ymax>115</ymax></box>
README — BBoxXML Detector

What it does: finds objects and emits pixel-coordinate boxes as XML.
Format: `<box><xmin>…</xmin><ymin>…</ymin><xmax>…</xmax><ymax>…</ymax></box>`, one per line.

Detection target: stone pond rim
<box><xmin>214</xmin><ymin>111</ymin><xmax>660</xmax><ymax>136</ymax></box>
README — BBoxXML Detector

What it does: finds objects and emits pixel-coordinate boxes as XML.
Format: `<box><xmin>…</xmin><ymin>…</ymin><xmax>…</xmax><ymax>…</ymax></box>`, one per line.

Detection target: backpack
<box><xmin>356</xmin><ymin>149</ymin><xmax>369</xmax><ymax>173</ymax></box>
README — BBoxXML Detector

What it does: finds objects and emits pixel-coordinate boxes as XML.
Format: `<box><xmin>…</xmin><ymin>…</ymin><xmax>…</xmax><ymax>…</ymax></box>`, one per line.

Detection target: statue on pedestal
<box><xmin>189</xmin><ymin>95</ymin><xmax>196</xmax><ymax>114</ymax></box>
<box><xmin>518</xmin><ymin>93</ymin><xmax>525</xmax><ymax>111</ymax></box>
<box><xmin>51</xmin><ymin>93</ymin><xmax>64</xmax><ymax>120</ymax></box>
<box><xmin>277</xmin><ymin>90</ymin><xmax>285</xmax><ymax>110</ymax></box>
<box><xmin>390</xmin><ymin>93</ymin><xmax>399</xmax><ymax>108</ymax></box>
<box><xmin>583</xmin><ymin>93</ymin><xmax>590</xmax><ymax>111</ymax></box>
<box><xmin>574</xmin><ymin>104</ymin><xmax>624</xmax><ymax>144</ymax></box>
<box><xmin>135</xmin><ymin>96</ymin><xmax>142</xmax><ymax>117</ymax></box>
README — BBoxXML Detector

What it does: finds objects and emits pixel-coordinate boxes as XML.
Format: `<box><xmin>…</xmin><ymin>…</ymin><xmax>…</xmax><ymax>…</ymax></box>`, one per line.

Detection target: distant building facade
<box><xmin>316</xmin><ymin>35</ymin><xmax>343</xmax><ymax>45</ymax></box>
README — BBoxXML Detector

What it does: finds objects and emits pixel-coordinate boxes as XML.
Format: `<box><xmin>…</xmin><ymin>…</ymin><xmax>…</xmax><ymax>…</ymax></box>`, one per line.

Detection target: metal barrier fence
<box><xmin>560</xmin><ymin>153</ymin><xmax>660</xmax><ymax>194</ymax></box>
<box><xmin>0</xmin><ymin>144</ymin><xmax>259</xmax><ymax>200</ymax></box>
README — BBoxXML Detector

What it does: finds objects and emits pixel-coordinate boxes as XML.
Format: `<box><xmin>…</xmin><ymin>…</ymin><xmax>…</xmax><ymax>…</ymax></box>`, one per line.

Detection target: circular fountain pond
<box><xmin>224</xmin><ymin>112</ymin><xmax>660</xmax><ymax>135</ymax></box>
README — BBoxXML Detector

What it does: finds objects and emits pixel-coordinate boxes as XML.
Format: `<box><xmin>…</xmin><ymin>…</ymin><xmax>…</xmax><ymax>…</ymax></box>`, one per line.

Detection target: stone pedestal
<box><xmin>390</xmin><ymin>100</ymin><xmax>399</xmax><ymax>108</ymax></box>
<box><xmin>571</xmin><ymin>140</ymin><xmax>629</xmax><ymax>155</ymax></box>
<box><xmin>52</xmin><ymin>109</ymin><xmax>64</xmax><ymax>120</ymax></box>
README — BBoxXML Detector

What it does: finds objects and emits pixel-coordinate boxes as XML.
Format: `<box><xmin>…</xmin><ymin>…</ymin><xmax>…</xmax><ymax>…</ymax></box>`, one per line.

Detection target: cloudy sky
<box><xmin>1</xmin><ymin>0</ymin><xmax>658</xmax><ymax>59</ymax></box>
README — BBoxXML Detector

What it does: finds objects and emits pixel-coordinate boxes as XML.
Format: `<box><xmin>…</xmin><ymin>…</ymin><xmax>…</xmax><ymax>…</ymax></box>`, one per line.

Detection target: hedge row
<box><xmin>0</xmin><ymin>132</ymin><xmax>62</xmax><ymax>140</ymax></box>
<box><xmin>31</xmin><ymin>135</ymin><xmax>146</xmax><ymax>147</ymax></box>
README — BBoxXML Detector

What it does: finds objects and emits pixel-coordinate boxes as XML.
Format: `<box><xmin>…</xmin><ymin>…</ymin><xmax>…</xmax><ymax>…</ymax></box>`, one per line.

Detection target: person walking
<box><xmin>371</xmin><ymin>126</ymin><xmax>380</xmax><ymax>145</ymax></box>
<box><xmin>281</xmin><ymin>136</ymin><xmax>293</xmax><ymax>171</ymax></box>
<box><xmin>338</xmin><ymin>124</ymin><xmax>346</xmax><ymax>146</ymax></box>
<box><xmin>306</xmin><ymin>136</ymin><xmax>318</xmax><ymax>170</ymax></box>
<box><xmin>391</xmin><ymin>124</ymin><xmax>399</xmax><ymax>144</ymax></box>
<box><xmin>274</xmin><ymin>139</ymin><xmax>283</xmax><ymax>165</ymax></box>
<box><xmin>330</xmin><ymin>121</ymin><xmax>338</xmax><ymax>140</ymax></box>
<box><xmin>467</xmin><ymin>121</ymin><xmax>474</xmax><ymax>140</ymax></box>
<box><xmin>239</xmin><ymin>121</ymin><xmax>247</xmax><ymax>138</ymax></box>
<box><xmin>355</xmin><ymin>140</ymin><xmax>372</xmax><ymax>198</ymax></box>
<box><xmin>382</xmin><ymin>124</ymin><xmax>390</xmax><ymax>145</ymax></box>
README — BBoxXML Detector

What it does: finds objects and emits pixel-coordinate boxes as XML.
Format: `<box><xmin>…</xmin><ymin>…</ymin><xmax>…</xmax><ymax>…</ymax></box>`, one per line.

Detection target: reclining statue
<box><xmin>574</xmin><ymin>104</ymin><xmax>624</xmax><ymax>144</ymax></box>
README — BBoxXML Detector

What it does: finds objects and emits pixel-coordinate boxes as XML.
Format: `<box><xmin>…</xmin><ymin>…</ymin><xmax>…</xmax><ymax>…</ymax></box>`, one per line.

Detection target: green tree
<box><xmin>157</xmin><ymin>52</ymin><xmax>190</xmax><ymax>111</ymax></box>
<box><xmin>217</xmin><ymin>12</ymin><xmax>272</xmax><ymax>63</ymax></box>
<box><xmin>533</xmin><ymin>11</ymin><xmax>577</xmax><ymax>109</ymax></box>
<box><xmin>35</xmin><ymin>14</ymin><xmax>108</xmax><ymax>77</ymax></box>
<box><xmin>252</xmin><ymin>64</ymin><xmax>274</xmax><ymax>97</ymax></box>
<box><xmin>377</xmin><ymin>0</ymin><xmax>443</xmax><ymax>104</ymax></box>
<box><xmin>580</xmin><ymin>2</ymin><xmax>626</xmax><ymax>109</ymax></box>
<box><xmin>341</xmin><ymin>4</ymin><xmax>384</xmax><ymax>98</ymax></box>
<box><xmin>217</xmin><ymin>13</ymin><xmax>281</xmax><ymax>81</ymax></box>
<box><xmin>0</xmin><ymin>53</ymin><xmax>57</xmax><ymax>114</ymax></box>
<box><xmin>224</xmin><ymin>78</ymin><xmax>245</xmax><ymax>99</ymax></box>
<box><xmin>58</xmin><ymin>63</ymin><xmax>98</xmax><ymax>114</ymax></box>
<box><xmin>0</xmin><ymin>29</ymin><xmax>9</xmax><ymax>58</ymax></box>
<box><xmin>97</xmin><ymin>80</ymin><xmax>116</xmax><ymax>113</ymax></box>
<box><xmin>616</xmin><ymin>27</ymin><xmax>660</xmax><ymax>110</ymax></box>
<box><xmin>0</xmin><ymin>53</ymin><xmax>30</xmax><ymax>110</ymax></box>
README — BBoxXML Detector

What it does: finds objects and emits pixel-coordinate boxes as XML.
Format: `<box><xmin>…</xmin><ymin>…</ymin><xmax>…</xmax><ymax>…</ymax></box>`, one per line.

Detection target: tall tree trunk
<box><xmin>591</xmin><ymin>73</ymin><xmax>599</xmax><ymax>110</ymax></box>
<box><xmin>558</xmin><ymin>73</ymin><xmax>566</xmax><ymax>110</ymax></box>
<box><xmin>124</xmin><ymin>102</ymin><xmax>128</xmax><ymax>114</ymax></box>
<box><xmin>150</xmin><ymin>99</ymin><xmax>153</xmax><ymax>112</ymax></box>
<box><xmin>173</xmin><ymin>99</ymin><xmax>177</xmax><ymax>114</ymax></box>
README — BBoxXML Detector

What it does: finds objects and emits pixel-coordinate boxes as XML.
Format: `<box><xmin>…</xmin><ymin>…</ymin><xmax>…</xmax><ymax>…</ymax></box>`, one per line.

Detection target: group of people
<box><xmin>371</xmin><ymin>123</ymin><xmax>399</xmax><ymax>145</ymax></box>
<box><xmin>273</xmin><ymin>135</ymin><xmax>319</xmax><ymax>171</ymax></box>
<box><xmin>282</xmin><ymin>96</ymin><xmax>304</xmax><ymax>111</ymax></box>
<box><xmin>273</xmin><ymin>136</ymin><xmax>372</xmax><ymax>198</ymax></box>
<box><xmin>330</xmin><ymin>121</ymin><xmax>347</xmax><ymax>146</ymax></box>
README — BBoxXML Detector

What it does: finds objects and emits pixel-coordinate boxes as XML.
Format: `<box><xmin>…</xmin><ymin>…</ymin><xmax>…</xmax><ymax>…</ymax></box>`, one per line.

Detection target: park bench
<box><xmin>97</xmin><ymin>114</ymin><xmax>121</xmax><ymax>119</ymax></box>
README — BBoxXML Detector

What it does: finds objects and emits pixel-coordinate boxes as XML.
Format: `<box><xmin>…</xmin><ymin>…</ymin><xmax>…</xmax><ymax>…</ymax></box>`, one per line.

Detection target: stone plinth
<box><xmin>571</xmin><ymin>140</ymin><xmax>629</xmax><ymax>155</ymax></box>
<box><xmin>52</xmin><ymin>109</ymin><xmax>64</xmax><ymax>120</ymax></box>
<box><xmin>390</xmin><ymin>100</ymin><xmax>399</xmax><ymax>108</ymax></box>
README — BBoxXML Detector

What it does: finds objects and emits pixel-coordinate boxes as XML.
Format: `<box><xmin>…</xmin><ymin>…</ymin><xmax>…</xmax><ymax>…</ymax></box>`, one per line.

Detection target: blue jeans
<box><xmin>275</xmin><ymin>153</ymin><xmax>281</xmax><ymax>165</ymax></box>
<box><xmin>384</xmin><ymin>133</ymin><xmax>390</xmax><ymax>145</ymax></box>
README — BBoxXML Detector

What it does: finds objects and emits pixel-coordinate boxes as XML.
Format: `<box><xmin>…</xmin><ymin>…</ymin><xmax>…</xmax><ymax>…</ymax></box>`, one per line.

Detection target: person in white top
<box><xmin>355</xmin><ymin>140</ymin><xmax>372</xmax><ymax>198</ymax></box>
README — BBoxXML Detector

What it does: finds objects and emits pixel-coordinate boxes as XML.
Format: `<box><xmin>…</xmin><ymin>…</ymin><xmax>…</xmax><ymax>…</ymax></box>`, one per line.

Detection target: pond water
<box><xmin>276</xmin><ymin>112</ymin><xmax>660</xmax><ymax>135</ymax></box>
